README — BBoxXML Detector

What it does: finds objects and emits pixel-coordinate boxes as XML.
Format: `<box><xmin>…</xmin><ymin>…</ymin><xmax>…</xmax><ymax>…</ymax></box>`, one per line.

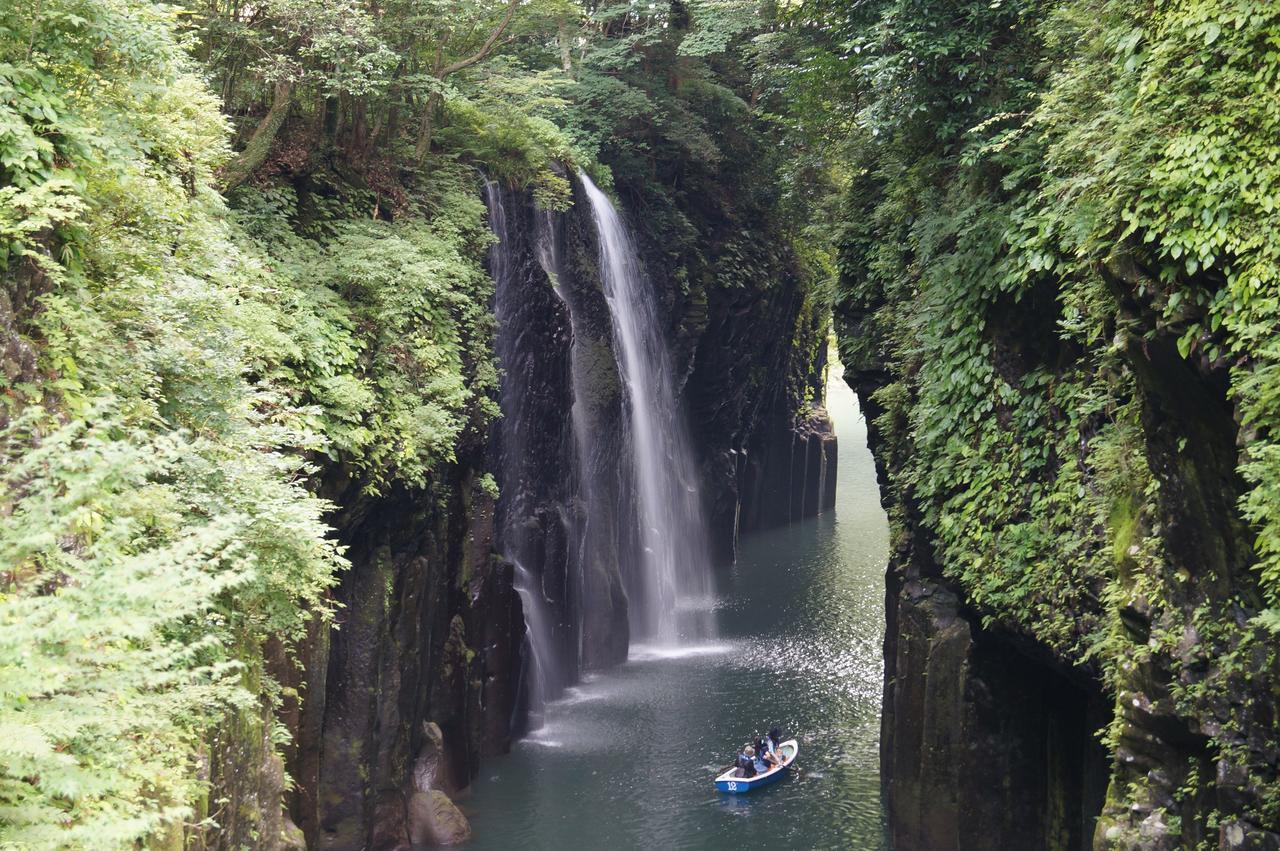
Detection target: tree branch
<box><xmin>440</xmin><ymin>0</ymin><xmax>522</xmax><ymax>77</ymax></box>
<box><xmin>413</xmin><ymin>0</ymin><xmax>522</xmax><ymax>164</ymax></box>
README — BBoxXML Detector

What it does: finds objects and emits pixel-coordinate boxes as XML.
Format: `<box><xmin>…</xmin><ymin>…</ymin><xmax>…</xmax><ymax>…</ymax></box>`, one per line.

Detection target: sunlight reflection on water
<box><xmin>463</xmin><ymin>362</ymin><xmax>889</xmax><ymax>850</ymax></box>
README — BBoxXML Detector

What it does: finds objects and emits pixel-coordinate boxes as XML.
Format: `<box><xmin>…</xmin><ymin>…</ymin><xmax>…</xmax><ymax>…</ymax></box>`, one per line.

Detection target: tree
<box><xmin>209</xmin><ymin>0</ymin><xmax>397</xmax><ymax>189</ymax></box>
<box><xmin>409</xmin><ymin>0</ymin><xmax>525</xmax><ymax>163</ymax></box>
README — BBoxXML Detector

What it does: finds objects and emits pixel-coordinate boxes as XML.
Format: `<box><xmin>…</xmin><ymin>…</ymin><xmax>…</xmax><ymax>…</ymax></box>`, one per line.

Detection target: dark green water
<box><xmin>465</xmin><ymin>365</ymin><xmax>889</xmax><ymax>849</ymax></box>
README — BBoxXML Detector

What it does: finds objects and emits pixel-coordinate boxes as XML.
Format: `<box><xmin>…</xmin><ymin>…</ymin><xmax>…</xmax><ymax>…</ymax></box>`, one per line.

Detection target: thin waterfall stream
<box><xmin>579</xmin><ymin>173</ymin><xmax>715</xmax><ymax>643</ymax></box>
<box><xmin>486</xmin><ymin>179</ymin><xmax>566</xmax><ymax>727</ymax></box>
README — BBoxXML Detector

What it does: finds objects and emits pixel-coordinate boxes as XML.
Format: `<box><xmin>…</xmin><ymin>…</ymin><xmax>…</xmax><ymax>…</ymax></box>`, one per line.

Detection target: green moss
<box><xmin>832</xmin><ymin>0</ymin><xmax>1280</xmax><ymax>829</ymax></box>
<box><xmin>1108</xmin><ymin>494</ymin><xmax>1140</xmax><ymax>570</ymax></box>
<box><xmin>574</xmin><ymin>335</ymin><xmax>621</xmax><ymax>412</ymax></box>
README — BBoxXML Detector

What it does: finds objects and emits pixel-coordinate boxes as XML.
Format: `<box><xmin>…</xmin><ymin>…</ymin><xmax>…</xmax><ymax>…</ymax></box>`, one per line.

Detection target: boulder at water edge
<box><xmin>408</xmin><ymin>790</ymin><xmax>472</xmax><ymax>846</ymax></box>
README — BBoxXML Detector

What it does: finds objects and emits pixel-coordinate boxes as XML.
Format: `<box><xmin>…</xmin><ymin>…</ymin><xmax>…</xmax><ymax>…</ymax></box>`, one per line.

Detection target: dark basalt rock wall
<box><xmin>679</xmin><ymin>276</ymin><xmax>833</xmax><ymax>561</ymax></box>
<box><xmin>880</xmin><ymin>578</ymin><xmax>1110</xmax><ymax>851</ymax></box>
<box><xmin>489</xmin><ymin>180</ymin><xmax>581</xmax><ymax>702</ymax></box>
<box><xmin>194</xmin><ymin>694</ymin><xmax>305</xmax><ymax>851</ymax></box>
<box><xmin>1088</xmin><ymin>261</ymin><xmax>1278</xmax><ymax>849</ymax></box>
<box><xmin>281</xmin><ymin>462</ymin><xmax>523</xmax><ymax>851</ymax></box>
<box><xmin>489</xmin><ymin>178</ymin><xmax>633</xmax><ymax>682</ymax></box>
<box><xmin>736</xmin><ymin>408</ymin><xmax>838</xmax><ymax>537</ymax></box>
<box><xmin>616</xmin><ymin>185</ymin><xmax>838</xmax><ymax>565</ymax></box>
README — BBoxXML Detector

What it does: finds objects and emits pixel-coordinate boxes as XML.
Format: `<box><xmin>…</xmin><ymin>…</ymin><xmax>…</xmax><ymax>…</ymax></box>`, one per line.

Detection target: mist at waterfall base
<box><xmin>464</xmin><ymin>363</ymin><xmax>890</xmax><ymax>849</ymax></box>
<box><xmin>578</xmin><ymin>173</ymin><xmax>716</xmax><ymax>644</ymax></box>
<box><xmin>485</xmin><ymin>179</ymin><xmax>569</xmax><ymax>727</ymax></box>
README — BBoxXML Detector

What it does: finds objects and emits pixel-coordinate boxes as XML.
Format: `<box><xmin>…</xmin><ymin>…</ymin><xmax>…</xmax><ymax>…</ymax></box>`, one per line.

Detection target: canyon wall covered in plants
<box><xmin>833</xmin><ymin>1</ymin><xmax>1280</xmax><ymax>847</ymax></box>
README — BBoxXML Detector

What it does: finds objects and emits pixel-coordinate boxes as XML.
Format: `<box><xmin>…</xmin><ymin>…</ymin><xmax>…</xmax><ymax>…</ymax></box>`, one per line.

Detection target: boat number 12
<box><xmin>727</xmin><ymin>781</ymin><xmax>737</xmax><ymax>791</ymax></box>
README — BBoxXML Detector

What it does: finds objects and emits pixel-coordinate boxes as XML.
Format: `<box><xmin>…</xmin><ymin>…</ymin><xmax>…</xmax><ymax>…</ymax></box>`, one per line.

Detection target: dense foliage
<box><xmin>0</xmin><ymin>3</ymin><xmax>344</xmax><ymax>843</ymax></box>
<box><xmin>1</xmin><ymin>0</ymin><xmax>832</xmax><ymax>844</ymax></box>
<box><xmin>828</xmin><ymin>0</ymin><xmax>1280</xmax><ymax>841</ymax></box>
<box><xmin>0</xmin><ymin>0</ymin><xmax>501</xmax><ymax>844</ymax></box>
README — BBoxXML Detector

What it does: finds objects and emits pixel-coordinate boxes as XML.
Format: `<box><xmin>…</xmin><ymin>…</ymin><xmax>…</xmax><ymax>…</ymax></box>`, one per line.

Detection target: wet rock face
<box><xmin>281</xmin><ymin>466</ymin><xmax>522</xmax><ymax>851</ymax></box>
<box><xmin>881</xmin><ymin>579</ymin><xmax>1110</xmax><ymax>851</ymax></box>
<box><xmin>490</xmin><ymin>180</ymin><xmax>585</xmax><ymax>694</ymax></box>
<box><xmin>191</xmin><ymin>699</ymin><xmax>301</xmax><ymax>851</ymax></box>
<box><xmin>488</xmin><ymin>179</ymin><xmax>635</xmax><ymax>682</ymax></box>
<box><xmin>554</xmin><ymin>195</ymin><xmax>635</xmax><ymax>669</ymax></box>
<box><xmin>1090</xmin><ymin>294</ymin><xmax>1280</xmax><ymax>851</ymax></box>
<box><xmin>736</xmin><ymin>407</ymin><xmax>838</xmax><ymax>538</ymax></box>
<box><xmin>619</xmin><ymin>184</ymin><xmax>838</xmax><ymax>564</ymax></box>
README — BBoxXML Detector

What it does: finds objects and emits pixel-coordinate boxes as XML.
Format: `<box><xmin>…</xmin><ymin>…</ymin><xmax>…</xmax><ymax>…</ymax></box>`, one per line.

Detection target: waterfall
<box><xmin>533</xmin><ymin>210</ymin><xmax>590</xmax><ymax>671</ymax></box>
<box><xmin>484</xmin><ymin>179</ymin><xmax>564</xmax><ymax>726</ymax></box>
<box><xmin>485</xmin><ymin>170</ymin><xmax>715</xmax><ymax>740</ymax></box>
<box><xmin>578</xmin><ymin>172</ymin><xmax>715</xmax><ymax>643</ymax></box>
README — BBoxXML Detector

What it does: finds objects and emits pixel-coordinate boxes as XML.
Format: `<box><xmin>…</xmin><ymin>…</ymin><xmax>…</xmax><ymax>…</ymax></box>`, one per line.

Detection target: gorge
<box><xmin>4</xmin><ymin>1</ymin><xmax>1280</xmax><ymax>850</ymax></box>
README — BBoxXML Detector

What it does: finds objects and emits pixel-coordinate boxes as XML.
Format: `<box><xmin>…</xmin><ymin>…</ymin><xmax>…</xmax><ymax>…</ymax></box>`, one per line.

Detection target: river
<box><xmin>465</xmin><ymin>360</ymin><xmax>889</xmax><ymax>849</ymax></box>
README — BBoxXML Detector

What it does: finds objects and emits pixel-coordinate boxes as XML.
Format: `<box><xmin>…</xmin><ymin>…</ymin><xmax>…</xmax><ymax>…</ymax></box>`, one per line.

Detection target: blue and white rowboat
<box><xmin>714</xmin><ymin>740</ymin><xmax>799</xmax><ymax>793</ymax></box>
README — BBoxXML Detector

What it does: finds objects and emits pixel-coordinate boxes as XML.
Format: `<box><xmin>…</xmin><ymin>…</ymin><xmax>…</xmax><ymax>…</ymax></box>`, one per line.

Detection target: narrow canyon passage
<box><xmin>15</xmin><ymin>1</ymin><xmax>1280</xmax><ymax>847</ymax></box>
<box><xmin>462</xmin><ymin>363</ymin><xmax>889</xmax><ymax>849</ymax></box>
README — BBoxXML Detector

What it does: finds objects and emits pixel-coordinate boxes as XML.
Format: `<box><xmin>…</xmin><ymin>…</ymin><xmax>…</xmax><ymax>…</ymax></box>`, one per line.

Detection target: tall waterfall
<box><xmin>579</xmin><ymin>173</ymin><xmax>714</xmax><ymax>643</ymax></box>
<box><xmin>484</xmin><ymin>180</ymin><xmax>564</xmax><ymax>726</ymax></box>
<box><xmin>533</xmin><ymin>210</ymin><xmax>590</xmax><ymax>672</ymax></box>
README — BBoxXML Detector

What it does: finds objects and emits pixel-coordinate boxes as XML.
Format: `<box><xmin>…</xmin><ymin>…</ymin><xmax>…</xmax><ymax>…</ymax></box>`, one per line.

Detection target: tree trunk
<box><xmin>558</xmin><ymin>20</ymin><xmax>574</xmax><ymax>74</ymax></box>
<box><xmin>348</xmin><ymin>97</ymin><xmax>368</xmax><ymax>160</ymax></box>
<box><xmin>221</xmin><ymin>79</ymin><xmax>293</xmax><ymax>192</ymax></box>
<box><xmin>413</xmin><ymin>91</ymin><xmax>442</xmax><ymax>165</ymax></box>
<box><xmin>367</xmin><ymin>104</ymin><xmax>386</xmax><ymax>156</ymax></box>
<box><xmin>324</xmin><ymin>94</ymin><xmax>340</xmax><ymax>144</ymax></box>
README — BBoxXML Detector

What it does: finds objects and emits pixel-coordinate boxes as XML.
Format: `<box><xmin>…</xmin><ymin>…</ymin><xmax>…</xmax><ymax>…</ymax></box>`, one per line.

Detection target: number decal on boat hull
<box><xmin>727</xmin><ymin>781</ymin><xmax>737</xmax><ymax>791</ymax></box>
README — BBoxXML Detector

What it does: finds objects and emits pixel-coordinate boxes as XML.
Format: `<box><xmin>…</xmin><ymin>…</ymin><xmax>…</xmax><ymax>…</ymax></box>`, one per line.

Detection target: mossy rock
<box><xmin>407</xmin><ymin>790</ymin><xmax>472</xmax><ymax>846</ymax></box>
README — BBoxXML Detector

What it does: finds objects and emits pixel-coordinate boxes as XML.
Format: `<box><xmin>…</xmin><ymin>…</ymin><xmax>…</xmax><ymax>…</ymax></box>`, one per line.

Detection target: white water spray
<box><xmin>578</xmin><ymin>172</ymin><xmax>714</xmax><ymax>643</ymax></box>
<box><xmin>484</xmin><ymin>179</ymin><xmax>563</xmax><ymax>724</ymax></box>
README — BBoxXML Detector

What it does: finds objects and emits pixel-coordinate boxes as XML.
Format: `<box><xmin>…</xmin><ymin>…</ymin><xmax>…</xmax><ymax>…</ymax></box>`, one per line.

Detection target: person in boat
<box><xmin>735</xmin><ymin>746</ymin><xmax>757</xmax><ymax>778</ymax></box>
<box><xmin>768</xmin><ymin>727</ymin><xmax>784</xmax><ymax>760</ymax></box>
<box><xmin>751</xmin><ymin>742</ymin><xmax>771</xmax><ymax>775</ymax></box>
<box><xmin>757</xmin><ymin>735</ymin><xmax>781</xmax><ymax>769</ymax></box>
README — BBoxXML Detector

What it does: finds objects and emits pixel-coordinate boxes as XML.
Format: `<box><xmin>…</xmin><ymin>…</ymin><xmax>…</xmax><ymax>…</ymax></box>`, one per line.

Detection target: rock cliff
<box><xmin>838</xmin><ymin>257</ymin><xmax>1280</xmax><ymax>849</ymax></box>
<box><xmin>249</xmin><ymin>171</ymin><xmax>835</xmax><ymax>849</ymax></box>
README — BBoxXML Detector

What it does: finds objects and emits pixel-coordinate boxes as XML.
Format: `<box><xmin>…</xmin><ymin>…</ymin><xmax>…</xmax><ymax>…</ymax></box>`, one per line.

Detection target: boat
<box><xmin>714</xmin><ymin>740</ymin><xmax>799</xmax><ymax>793</ymax></box>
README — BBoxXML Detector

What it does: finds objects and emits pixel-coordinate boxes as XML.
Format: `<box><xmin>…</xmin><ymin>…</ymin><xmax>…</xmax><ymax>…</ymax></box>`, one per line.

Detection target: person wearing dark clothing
<box><xmin>757</xmin><ymin>736</ymin><xmax>780</xmax><ymax>769</ymax></box>
<box><xmin>751</xmin><ymin>743</ymin><xmax>770</xmax><ymax>774</ymax></box>
<box><xmin>768</xmin><ymin>728</ymin><xmax>782</xmax><ymax>752</ymax></box>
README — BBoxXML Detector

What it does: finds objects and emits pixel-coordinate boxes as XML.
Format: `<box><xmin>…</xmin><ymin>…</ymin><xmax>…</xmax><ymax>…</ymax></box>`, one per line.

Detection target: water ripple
<box><xmin>462</xmin><ymin>371</ymin><xmax>889</xmax><ymax>850</ymax></box>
